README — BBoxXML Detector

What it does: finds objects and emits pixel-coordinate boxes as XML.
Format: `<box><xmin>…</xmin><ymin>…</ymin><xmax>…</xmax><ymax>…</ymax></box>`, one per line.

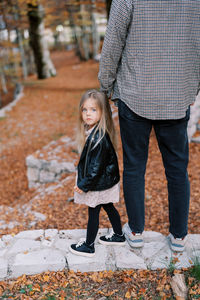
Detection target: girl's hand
<box><xmin>74</xmin><ymin>185</ymin><xmax>83</xmax><ymax>194</ymax></box>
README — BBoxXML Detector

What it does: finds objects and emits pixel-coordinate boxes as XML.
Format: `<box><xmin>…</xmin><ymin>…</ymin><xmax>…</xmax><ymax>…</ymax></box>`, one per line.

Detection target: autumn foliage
<box><xmin>0</xmin><ymin>50</ymin><xmax>199</xmax><ymax>298</ymax></box>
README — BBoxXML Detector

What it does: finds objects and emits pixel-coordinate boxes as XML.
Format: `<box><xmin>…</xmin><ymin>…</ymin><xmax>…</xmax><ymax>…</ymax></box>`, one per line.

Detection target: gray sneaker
<box><xmin>169</xmin><ymin>233</ymin><xmax>187</xmax><ymax>252</ymax></box>
<box><xmin>123</xmin><ymin>223</ymin><xmax>144</xmax><ymax>248</ymax></box>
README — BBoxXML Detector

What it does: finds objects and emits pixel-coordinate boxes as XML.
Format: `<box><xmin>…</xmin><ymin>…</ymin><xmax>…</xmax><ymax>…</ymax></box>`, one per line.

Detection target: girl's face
<box><xmin>81</xmin><ymin>97</ymin><xmax>101</xmax><ymax>128</ymax></box>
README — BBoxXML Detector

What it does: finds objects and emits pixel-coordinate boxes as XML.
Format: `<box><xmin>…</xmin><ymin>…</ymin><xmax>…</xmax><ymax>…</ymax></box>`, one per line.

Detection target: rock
<box><xmin>27</xmin><ymin>167</ymin><xmax>39</xmax><ymax>182</ymax></box>
<box><xmin>44</xmin><ymin>229</ymin><xmax>58</xmax><ymax>239</ymax></box>
<box><xmin>149</xmin><ymin>247</ymin><xmax>172</xmax><ymax>270</ymax></box>
<box><xmin>31</xmin><ymin>211</ymin><xmax>46</xmax><ymax>221</ymax></box>
<box><xmin>15</xmin><ymin>230</ymin><xmax>44</xmax><ymax>240</ymax></box>
<box><xmin>0</xmin><ymin>258</ymin><xmax>8</xmax><ymax>279</ymax></box>
<box><xmin>39</xmin><ymin>170</ymin><xmax>56</xmax><ymax>183</ymax></box>
<box><xmin>26</xmin><ymin>155</ymin><xmax>42</xmax><ymax>169</ymax></box>
<box><xmin>7</xmin><ymin>239</ymin><xmax>41</xmax><ymax>255</ymax></box>
<box><xmin>11</xmin><ymin>249</ymin><xmax>66</xmax><ymax>278</ymax></box>
<box><xmin>55</xmin><ymin>238</ymin><xmax>74</xmax><ymax>252</ymax></box>
<box><xmin>141</xmin><ymin>241</ymin><xmax>166</xmax><ymax>260</ymax></box>
<box><xmin>115</xmin><ymin>245</ymin><xmax>147</xmax><ymax>269</ymax></box>
<box><xmin>143</xmin><ymin>231</ymin><xmax>166</xmax><ymax>242</ymax></box>
<box><xmin>170</xmin><ymin>273</ymin><xmax>188</xmax><ymax>299</ymax></box>
<box><xmin>67</xmin><ymin>244</ymin><xmax>108</xmax><ymax>272</ymax></box>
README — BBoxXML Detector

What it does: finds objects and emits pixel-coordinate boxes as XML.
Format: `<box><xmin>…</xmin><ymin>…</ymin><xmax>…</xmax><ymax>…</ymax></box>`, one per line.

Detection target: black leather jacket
<box><xmin>77</xmin><ymin>128</ymin><xmax>120</xmax><ymax>192</ymax></box>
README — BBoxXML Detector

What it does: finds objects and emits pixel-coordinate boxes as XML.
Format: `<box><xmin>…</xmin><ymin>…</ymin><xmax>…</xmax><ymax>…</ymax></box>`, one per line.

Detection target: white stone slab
<box><xmin>0</xmin><ymin>249</ymin><xmax>7</xmax><ymax>257</ymax></box>
<box><xmin>26</xmin><ymin>155</ymin><xmax>42</xmax><ymax>169</ymax></box>
<box><xmin>41</xmin><ymin>239</ymin><xmax>54</xmax><ymax>247</ymax></box>
<box><xmin>27</xmin><ymin>167</ymin><xmax>39</xmax><ymax>182</ymax></box>
<box><xmin>2</xmin><ymin>235</ymin><xmax>14</xmax><ymax>244</ymax></box>
<box><xmin>31</xmin><ymin>211</ymin><xmax>46</xmax><ymax>221</ymax></box>
<box><xmin>141</xmin><ymin>241</ymin><xmax>167</xmax><ymax>259</ymax></box>
<box><xmin>59</xmin><ymin>229</ymin><xmax>87</xmax><ymax>240</ymax></box>
<box><xmin>11</xmin><ymin>249</ymin><xmax>66</xmax><ymax>278</ymax></box>
<box><xmin>150</xmin><ymin>248</ymin><xmax>172</xmax><ymax>270</ymax></box>
<box><xmin>47</xmin><ymin>160</ymin><xmax>62</xmax><ymax>173</ymax></box>
<box><xmin>39</xmin><ymin>170</ymin><xmax>55</xmax><ymax>183</ymax></box>
<box><xmin>47</xmin><ymin>161</ymin><xmax>75</xmax><ymax>174</ymax></box>
<box><xmin>0</xmin><ymin>258</ymin><xmax>8</xmax><ymax>279</ymax></box>
<box><xmin>7</xmin><ymin>239</ymin><xmax>41</xmax><ymax>255</ymax></box>
<box><xmin>45</xmin><ymin>229</ymin><xmax>58</xmax><ymax>239</ymax></box>
<box><xmin>0</xmin><ymin>239</ymin><xmax>5</xmax><ymax>248</ymax></box>
<box><xmin>96</xmin><ymin>228</ymin><xmax>110</xmax><ymax>237</ymax></box>
<box><xmin>67</xmin><ymin>244</ymin><xmax>107</xmax><ymax>272</ymax></box>
<box><xmin>15</xmin><ymin>230</ymin><xmax>44</xmax><ymax>239</ymax></box>
<box><xmin>187</xmin><ymin>234</ymin><xmax>200</xmax><ymax>250</ymax></box>
<box><xmin>173</xmin><ymin>252</ymin><xmax>194</xmax><ymax>269</ymax></box>
<box><xmin>59</xmin><ymin>228</ymin><xmax>109</xmax><ymax>240</ymax></box>
<box><xmin>55</xmin><ymin>238</ymin><xmax>74</xmax><ymax>252</ymax></box>
<box><xmin>187</xmin><ymin>249</ymin><xmax>200</xmax><ymax>264</ymax></box>
<box><xmin>143</xmin><ymin>231</ymin><xmax>165</xmax><ymax>242</ymax></box>
<box><xmin>115</xmin><ymin>245</ymin><xmax>147</xmax><ymax>270</ymax></box>
<box><xmin>0</xmin><ymin>89</ymin><xmax>23</xmax><ymax>118</ymax></box>
<box><xmin>60</xmin><ymin>162</ymin><xmax>76</xmax><ymax>173</ymax></box>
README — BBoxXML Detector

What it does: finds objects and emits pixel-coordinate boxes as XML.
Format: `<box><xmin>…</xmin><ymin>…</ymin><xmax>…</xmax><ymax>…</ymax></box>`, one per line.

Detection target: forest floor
<box><xmin>0</xmin><ymin>50</ymin><xmax>199</xmax><ymax>299</ymax></box>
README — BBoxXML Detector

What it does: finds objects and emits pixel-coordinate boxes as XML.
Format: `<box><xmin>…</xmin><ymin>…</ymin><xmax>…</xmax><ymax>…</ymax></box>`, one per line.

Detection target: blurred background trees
<box><xmin>0</xmin><ymin>0</ymin><xmax>109</xmax><ymax>108</ymax></box>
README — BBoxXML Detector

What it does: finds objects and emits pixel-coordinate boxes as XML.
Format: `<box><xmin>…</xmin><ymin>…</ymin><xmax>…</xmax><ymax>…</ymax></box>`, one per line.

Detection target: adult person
<box><xmin>98</xmin><ymin>0</ymin><xmax>200</xmax><ymax>252</ymax></box>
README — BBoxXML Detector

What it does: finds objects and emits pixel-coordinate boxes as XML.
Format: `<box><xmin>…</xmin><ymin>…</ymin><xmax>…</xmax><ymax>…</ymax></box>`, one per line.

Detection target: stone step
<box><xmin>26</xmin><ymin>136</ymin><xmax>78</xmax><ymax>188</ymax></box>
<box><xmin>0</xmin><ymin>229</ymin><xmax>199</xmax><ymax>280</ymax></box>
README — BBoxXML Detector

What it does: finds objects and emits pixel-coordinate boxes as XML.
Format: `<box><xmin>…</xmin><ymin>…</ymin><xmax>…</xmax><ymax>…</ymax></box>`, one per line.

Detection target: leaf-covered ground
<box><xmin>0</xmin><ymin>50</ymin><xmax>199</xmax><ymax>299</ymax></box>
<box><xmin>0</xmin><ymin>50</ymin><xmax>199</xmax><ymax>237</ymax></box>
<box><xmin>0</xmin><ymin>267</ymin><xmax>199</xmax><ymax>299</ymax></box>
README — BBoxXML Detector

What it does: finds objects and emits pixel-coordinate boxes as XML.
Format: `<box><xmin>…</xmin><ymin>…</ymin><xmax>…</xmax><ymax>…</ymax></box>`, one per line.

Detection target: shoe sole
<box><xmin>169</xmin><ymin>234</ymin><xmax>186</xmax><ymax>252</ymax></box>
<box><xmin>170</xmin><ymin>243</ymin><xmax>185</xmax><ymax>252</ymax></box>
<box><xmin>125</xmin><ymin>234</ymin><xmax>144</xmax><ymax>248</ymax></box>
<box><xmin>98</xmin><ymin>239</ymin><xmax>126</xmax><ymax>246</ymax></box>
<box><xmin>69</xmin><ymin>246</ymin><xmax>95</xmax><ymax>257</ymax></box>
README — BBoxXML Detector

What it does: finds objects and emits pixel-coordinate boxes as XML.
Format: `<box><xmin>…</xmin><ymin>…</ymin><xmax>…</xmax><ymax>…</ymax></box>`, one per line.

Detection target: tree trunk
<box><xmin>16</xmin><ymin>28</ymin><xmax>28</xmax><ymax>79</ymax></box>
<box><xmin>91</xmin><ymin>0</ymin><xmax>99</xmax><ymax>59</ymax></box>
<box><xmin>26</xmin><ymin>46</ymin><xmax>35</xmax><ymax>75</ymax></box>
<box><xmin>13</xmin><ymin>1</ymin><xmax>28</xmax><ymax>79</ymax></box>
<box><xmin>27</xmin><ymin>4</ymin><xmax>56</xmax><ymax>79</ymax></box>
<box><xmin>67</xmin><ymin>6</ymin><xmax>84</xmax><ymax>60</ymax></box>
<box><xmin>106</xmin><ymin>0</ymin><xmax>112</xmax><ymax>20</ymax></box>
<box><xmin>0</xmin><ymin>66</ymin><xmax>8</xmax><ymax>94</ymax></box>
<box><xmin>80</xmin><ymin>5</ymin><xmax>90</xmax><ymax>61</ymax></box>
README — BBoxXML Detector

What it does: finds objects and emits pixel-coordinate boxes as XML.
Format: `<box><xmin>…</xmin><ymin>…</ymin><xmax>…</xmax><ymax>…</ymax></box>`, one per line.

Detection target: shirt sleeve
<box><xmin>98</xmin><ymin>0</ymin><xmax>133</xmax><ymax>97</ymax></box>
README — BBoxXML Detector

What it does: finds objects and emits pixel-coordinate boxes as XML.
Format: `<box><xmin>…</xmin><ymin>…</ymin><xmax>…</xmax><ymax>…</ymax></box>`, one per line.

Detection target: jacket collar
<box><xmin>79</xmin><ymin>125</ymin><xmax>98</xmax><ymax>161</ymax></box>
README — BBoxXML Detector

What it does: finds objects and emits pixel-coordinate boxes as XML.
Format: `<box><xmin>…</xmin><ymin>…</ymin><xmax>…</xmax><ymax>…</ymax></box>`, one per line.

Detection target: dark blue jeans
<box><xmin>118</xmin><ymin>100</ymin><xmax>190</xmax><ymax>238</ymax></box>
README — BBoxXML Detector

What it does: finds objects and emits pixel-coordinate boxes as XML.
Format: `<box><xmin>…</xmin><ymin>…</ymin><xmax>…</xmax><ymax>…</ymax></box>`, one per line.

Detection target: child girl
<box><xmin>69</xmin><ymin>89</ymin><xmax>125</xmax><ymax>257</ymax></box>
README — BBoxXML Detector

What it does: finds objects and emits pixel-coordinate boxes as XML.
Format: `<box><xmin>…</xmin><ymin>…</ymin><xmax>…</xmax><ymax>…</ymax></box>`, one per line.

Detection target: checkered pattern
<box><xmin>98</xmin><ymin>0</ymin><xmax>200</xmax><ymax>119</ymax></box>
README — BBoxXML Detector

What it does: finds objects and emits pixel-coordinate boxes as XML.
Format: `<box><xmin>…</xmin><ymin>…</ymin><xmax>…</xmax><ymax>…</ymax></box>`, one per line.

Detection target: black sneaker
<box><xmin>99</xmin><ymin>232</ymin><xmax>126</xmax><ymax>245</ymax></box>
<box><xmin>69</xmin><ymin>239</ymin><xmax>95</xmax><ymax>257</ymax></box>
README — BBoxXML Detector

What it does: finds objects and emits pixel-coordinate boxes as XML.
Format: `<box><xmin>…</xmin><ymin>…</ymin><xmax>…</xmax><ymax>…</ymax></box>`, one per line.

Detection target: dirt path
<box><xmin>0</xmin><ymin>50</ymin><xmax>199</xmax><ymax>237</ymax></box>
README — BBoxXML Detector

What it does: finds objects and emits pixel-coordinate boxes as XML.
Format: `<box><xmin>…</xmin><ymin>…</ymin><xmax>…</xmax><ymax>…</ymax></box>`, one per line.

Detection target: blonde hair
<box><xmin>76</xmin><ymin>89</ymin><xmax>117</xmax><ymax>153</ymax></box>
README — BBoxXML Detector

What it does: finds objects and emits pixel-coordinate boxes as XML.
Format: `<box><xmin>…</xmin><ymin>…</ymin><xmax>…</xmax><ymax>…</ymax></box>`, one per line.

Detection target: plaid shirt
<box><xmin>98</xmin><ymin>0</ymin><xmax>200</xmax><ymax>120</ymax></box>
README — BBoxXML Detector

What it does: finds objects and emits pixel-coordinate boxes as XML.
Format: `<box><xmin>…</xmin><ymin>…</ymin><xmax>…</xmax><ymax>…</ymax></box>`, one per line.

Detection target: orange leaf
<box><xmin>43</xmin><ymin>275</ymin><xmax>50</xmax><ymax>282</ymax></box>
<box><xmin>123</xmin><ymin>277</ymin><xmax>132</xmax><ymax>283</ymax></box>
<box><xmin>125</xmin><ymin>291</ymin><xmax>131</xmax><ymax>299</ymax></box>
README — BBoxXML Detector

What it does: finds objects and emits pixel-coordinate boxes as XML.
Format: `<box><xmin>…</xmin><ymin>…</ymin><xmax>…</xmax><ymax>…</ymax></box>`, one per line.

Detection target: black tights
<box><xmin>86</xmin><ymin>203</ymin><xmax>122</xmax><ymax>245</ymax></box>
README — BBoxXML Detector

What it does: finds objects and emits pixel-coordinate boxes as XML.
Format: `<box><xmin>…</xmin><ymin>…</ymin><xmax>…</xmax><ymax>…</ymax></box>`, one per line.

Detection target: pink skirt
<box><xmin>74</xmin><ymin>182</ymin><xmax>120</xmax><ymax>208</ymax></box>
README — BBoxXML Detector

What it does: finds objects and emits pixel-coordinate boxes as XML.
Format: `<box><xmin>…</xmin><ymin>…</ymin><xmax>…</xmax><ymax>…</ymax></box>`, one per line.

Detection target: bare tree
<box><xmin>27</xmin><ymin>3</ymin><xmax>56</xmax><ymax>79</ymax></box>
<box><xmin>106</xmin><ymin>0</ymin><xmax>112</xmax><ymax>19</ymax></box>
